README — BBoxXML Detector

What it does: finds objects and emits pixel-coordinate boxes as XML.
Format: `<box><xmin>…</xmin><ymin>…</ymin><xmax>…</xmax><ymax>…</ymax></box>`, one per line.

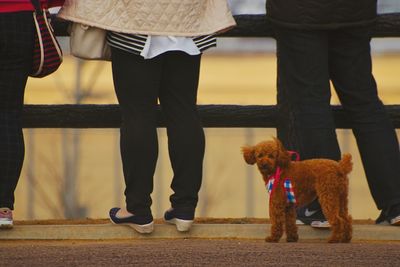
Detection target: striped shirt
<box><xmin>107</xmin><ymin>32</ymin><xmax>217</xmax><ymax>57</ymax></box>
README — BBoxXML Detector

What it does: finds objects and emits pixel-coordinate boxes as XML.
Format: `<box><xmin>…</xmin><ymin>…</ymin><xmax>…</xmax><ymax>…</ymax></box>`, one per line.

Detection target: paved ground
<box><xmin>2</xmin><ymin>220</ymin><xmax>399</xmax><ymax>266</ymax></box>
<box><xmin>1</xmin><ymin>239</ymin><xmax>400</xmax><ymax>266</ymax></box>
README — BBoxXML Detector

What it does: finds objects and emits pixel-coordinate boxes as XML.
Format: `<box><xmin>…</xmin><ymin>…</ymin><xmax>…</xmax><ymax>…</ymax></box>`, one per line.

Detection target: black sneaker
<box><xmin>296</xmin><ymin>199</ymin><xmax>330</xmax><ymax>228</ymax></box>
<box><xmin>377</xmin><ymin>203</ymin><xmax>400</xmax><ymax>226</ymax></box>
<box><xmin>388</xmin><ymin>203</ymin><xmax>400</xmax><ymax>226</ymax></box>
<box><xmin>375</xmin><ymin>209</ymin><xmax>390</xmax><ymax>225</ymax></box>
<box><xmin>164</xmin><ymin>208</ymin><xmax>194</xmax><ymax>232</ymax></box>
<box><xmin>109</xmin><ymin>207</ymin><xmax>154</xmax><ymax>234</ymax></box>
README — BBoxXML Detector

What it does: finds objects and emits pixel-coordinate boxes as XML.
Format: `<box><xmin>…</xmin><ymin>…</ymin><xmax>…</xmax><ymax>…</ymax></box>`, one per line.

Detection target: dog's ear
<box><xmin>242</xmin><ymin>146</ymin><xmax>256</xmax><ymax>165</ymax></box>
<box><xmin>273</xmin><ymin>137</ymin><xmax>291</xmax><ymax>168</ymax></box>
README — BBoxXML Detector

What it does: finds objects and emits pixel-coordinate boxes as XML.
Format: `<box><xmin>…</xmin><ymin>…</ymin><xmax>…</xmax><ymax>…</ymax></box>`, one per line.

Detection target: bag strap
<box><xmin>30</xmin><ymin>0</ymin><xmax>43</xmax><ymax>14</ymax></box>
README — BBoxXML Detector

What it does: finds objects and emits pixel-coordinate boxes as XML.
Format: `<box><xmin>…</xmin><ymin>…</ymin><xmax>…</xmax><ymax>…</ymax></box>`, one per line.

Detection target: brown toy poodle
<box><xmin>242</xmin><ymin>138</ymin><xmax>353</xmax><ymax>243</ymax></box>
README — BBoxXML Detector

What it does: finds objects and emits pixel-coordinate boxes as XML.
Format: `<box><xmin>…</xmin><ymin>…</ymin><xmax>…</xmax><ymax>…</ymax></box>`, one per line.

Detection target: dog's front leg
<box><xmin>265</xmin><ymin>204</ymin><xmax>286</xmax><ymax>242</ymax></box>
<box><xmin>285</xmin><ymin>205</ymin><xmax>298</xmax><ymax>242</ymax></box>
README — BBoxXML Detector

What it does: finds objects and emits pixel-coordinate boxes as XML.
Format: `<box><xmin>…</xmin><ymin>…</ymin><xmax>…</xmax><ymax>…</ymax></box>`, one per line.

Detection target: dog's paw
<box><xmin>265</xmin><ymin>236</ymin><xmax>280</xmax><ymax>243</ymax></box>
<box><xmin>286</xmin><ymin>235</ymin><xmax>298</xmax><ymax>242</ymax></box>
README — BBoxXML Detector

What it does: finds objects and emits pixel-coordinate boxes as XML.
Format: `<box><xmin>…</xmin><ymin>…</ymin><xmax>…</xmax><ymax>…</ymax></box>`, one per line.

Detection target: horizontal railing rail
<box><xmin>27</xmin><ymin>13</ymin><xmax>400</xmax><ymax>129</ymax></box>
<box><xmin>22</xmin><ymin>104</ymin><xmax>400</xmax><ymax>129</ymax></box>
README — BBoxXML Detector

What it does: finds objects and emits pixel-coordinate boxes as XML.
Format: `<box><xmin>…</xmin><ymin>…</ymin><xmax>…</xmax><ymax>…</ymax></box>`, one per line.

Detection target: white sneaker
<box><xmin>390</xmin><ymin>215</ymin><xmax>400</xmax><ymax>226</ymax></box>
<box><xmin>0</xmin><ymin>208</ymin><xmax>13</xmax><ymax>229</ymax></box>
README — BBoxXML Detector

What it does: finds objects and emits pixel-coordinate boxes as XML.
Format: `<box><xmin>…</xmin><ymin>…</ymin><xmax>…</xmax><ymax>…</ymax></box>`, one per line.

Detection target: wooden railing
<box><xmin>23</xmin><ymin>14</ymin><xmax>400</xmax><ymax>129</ymax></box>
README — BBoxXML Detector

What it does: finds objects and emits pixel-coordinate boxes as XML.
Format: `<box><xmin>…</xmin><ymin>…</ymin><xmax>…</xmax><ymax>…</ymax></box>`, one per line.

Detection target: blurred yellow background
<box><xmin>14</xmin><ymin>52</ymin><xmax>400</xmax><ymax>221</ymax></box>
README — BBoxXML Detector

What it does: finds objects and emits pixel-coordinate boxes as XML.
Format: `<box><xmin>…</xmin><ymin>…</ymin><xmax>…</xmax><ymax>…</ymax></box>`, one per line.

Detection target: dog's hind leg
<box><xmin>339</xmin><ymin>191</ymin><xmax>352</xmax><ymax>242</ymax></box>
<box><xmin>341</xmin><ymin>215</ymin><xmax>352</xmax><ymax>242</ymax></box>
<box><xmin>285</xmin><ymin>205</ymin><xmax>298</xmax><ymax>242</ymax></box>
<box><xmin>318</xmin><ymin>196</ymin><xmax>344</xmax><ymax>243</ymax></box>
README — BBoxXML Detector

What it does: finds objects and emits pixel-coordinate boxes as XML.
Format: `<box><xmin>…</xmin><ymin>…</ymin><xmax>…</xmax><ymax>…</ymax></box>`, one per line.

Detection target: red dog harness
<box><xmin>265</xmin><ymin>151</ymin><xmax>299</xmax><ymax>205</ymax></box>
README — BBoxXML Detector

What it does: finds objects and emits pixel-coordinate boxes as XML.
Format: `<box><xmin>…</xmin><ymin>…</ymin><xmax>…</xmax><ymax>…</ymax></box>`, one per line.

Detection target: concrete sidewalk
<box><xmin>1</xmin><ymin>223</ymin><xmax>399</xmax><ymax>241</ymax></box>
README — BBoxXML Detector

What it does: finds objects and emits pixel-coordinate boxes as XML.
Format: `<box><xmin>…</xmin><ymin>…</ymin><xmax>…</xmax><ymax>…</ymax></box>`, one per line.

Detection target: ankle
<box><xmin>116</xmin><ymin>208</ymin><xmax>134</xmax><ymax>218</ymax></box>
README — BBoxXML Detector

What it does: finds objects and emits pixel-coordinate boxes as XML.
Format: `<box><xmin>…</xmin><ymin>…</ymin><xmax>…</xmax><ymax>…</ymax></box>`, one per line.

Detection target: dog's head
<box><xmin>242</xmin><ymin>137</ymin><xmax>291</xmax><ymax>177</ymax></box>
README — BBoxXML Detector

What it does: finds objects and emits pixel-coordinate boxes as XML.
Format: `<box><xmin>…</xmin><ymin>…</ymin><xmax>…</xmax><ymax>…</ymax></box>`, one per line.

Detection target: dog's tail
<box><xmin>339</xmin><ymin>153</ymin><xmax>353</xmax><ymax>175</ymax></box>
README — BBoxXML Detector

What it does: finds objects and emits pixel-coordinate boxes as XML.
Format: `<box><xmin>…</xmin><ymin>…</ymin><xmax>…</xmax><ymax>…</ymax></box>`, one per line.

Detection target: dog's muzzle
<box><xmin>259</xmin><ymin>163</ymin><xmax>273</xmax><ymax>174</ymax></box>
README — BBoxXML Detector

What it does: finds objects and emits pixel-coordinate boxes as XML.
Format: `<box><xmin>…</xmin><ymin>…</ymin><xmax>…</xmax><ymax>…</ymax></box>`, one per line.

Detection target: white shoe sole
<box><xmin>296</xmin><ymin>219</ymin><xmax>330</xmax><ymax>228</ymax></box>
<box><xmin>377</xmin><ymin>220</ymin><xmax>390</xmax><ymax>226</ymax></box>
<box><xmin>310</xmin><ymin>221</ymin><xmax>331</xmax><ymax>228</ymax></box>
<box><xmin>110</xmin><ymin>219</ymin><xmax>154</xmax><ymax>234</ymax></box>
<box><xmin>130</xmin><ymin>222</ymin><xmax>154</xmax><ymax>234</ymax></box>
<box><xmin>166</xmin><ymin>218</ymin><xmax>193</xmax><ymax>232</ymax></box>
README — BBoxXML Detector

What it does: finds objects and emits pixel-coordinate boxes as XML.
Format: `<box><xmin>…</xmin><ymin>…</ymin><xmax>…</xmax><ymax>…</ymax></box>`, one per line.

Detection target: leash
<box><xmin>288</xmin><ymin>150</ymin><xmax>300</xmax><ymax>161</ymax></box>
<box><xmin>265</xmin><ymin>150</ymin><xmax>299</xmax><ymax>205</ymax></box>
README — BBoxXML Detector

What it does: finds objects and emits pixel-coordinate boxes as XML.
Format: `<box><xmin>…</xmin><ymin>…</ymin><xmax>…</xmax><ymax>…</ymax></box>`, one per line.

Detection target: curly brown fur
<box><xmin>242</xmin><ymin>138</ymin><xmax>353</xmax><ymax>243</ymax></box>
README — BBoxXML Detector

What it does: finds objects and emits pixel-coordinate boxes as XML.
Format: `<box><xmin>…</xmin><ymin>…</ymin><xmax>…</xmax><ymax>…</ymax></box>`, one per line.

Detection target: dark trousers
<box><xmin>111</xmin><ymin>48</ymin><xmax>205</xmax><ymax>216</ymax></box>
<box><xmin>0</xmin><ymin>12</ymin><xmax>34</xmax><ymax>209</ymax></box>
<box><xmin>275</xmin><ymin>26</ymin><xmax>400</xmax><ymax>210</ymax></box>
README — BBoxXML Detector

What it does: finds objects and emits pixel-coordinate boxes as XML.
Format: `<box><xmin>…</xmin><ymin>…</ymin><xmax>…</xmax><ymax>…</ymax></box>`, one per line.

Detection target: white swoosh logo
<box><xmin>304</xmin><ymin>209</ymin><xmax>318</xmax><ymax>217</ymax></box>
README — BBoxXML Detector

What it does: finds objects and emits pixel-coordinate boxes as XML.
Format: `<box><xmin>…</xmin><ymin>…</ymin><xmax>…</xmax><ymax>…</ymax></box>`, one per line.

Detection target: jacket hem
<box><xmin>58</xmin><ymin>14</ymin><xmax>236</xmax><ymax>37</ymax></box>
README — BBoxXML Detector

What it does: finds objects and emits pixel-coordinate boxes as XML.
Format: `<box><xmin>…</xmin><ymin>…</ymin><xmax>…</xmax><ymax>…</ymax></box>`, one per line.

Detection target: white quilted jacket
<box><xmin>58</xmin><ymin>0</ymin><xmax>236</xmax><ymax>36</ymax></box>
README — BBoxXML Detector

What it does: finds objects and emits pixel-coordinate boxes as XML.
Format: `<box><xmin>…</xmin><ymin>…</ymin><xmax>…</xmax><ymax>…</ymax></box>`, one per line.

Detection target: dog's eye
<box><xmin>257</xmin><ymin>153</ymin><xmax>264</xmax><ymax>158</ymax></box>
<box><xmin>268</xmin><ymin>153</ymin><xmax>275</xmax><ymax>159</ymax></box>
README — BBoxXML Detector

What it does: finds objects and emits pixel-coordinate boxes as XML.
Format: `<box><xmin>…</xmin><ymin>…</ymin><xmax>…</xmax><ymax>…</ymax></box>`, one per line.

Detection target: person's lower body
<box><xmin>275</xmin><ymin>27</ymin><xmax>340</xmax><ymax>228</ymax></box>
<box><xmin>109</xmin><ymin>48</ymin><xmax>204</xmax><ymax>232</ymax></box>
<box><xmin>157</xmin><ymin>52</ymin><xmax>205</xmax><ymax>231</ymax></box>
<box><xmin>275</xmin><ymin>25</ymin><xmax>400</xmax><ymax>227</ymax></box>
<box><xmin>328</xmin><ymin>27</ymin><xmax>400</xmax><ymax>225</ymax></box>
<box><xmin>0</xmin><ymin>12</ymin><xmax>34</xmax><ymax>228</ymax></box>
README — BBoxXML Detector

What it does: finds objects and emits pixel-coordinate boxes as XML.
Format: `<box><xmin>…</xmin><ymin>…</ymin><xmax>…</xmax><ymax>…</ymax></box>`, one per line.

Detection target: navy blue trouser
<box><xmin>0</xmin><ymin>12</ymin><xmax>34</xmax><ymax>209</ymax></box>
<box><xmin>111</xmin><ymin>48</ymin><xmax>205</xmax><ymax>216</ymax></box>
<box><xmin>275</xmin><ymin>26</ymin><xmax>400</xmax><ymax>210</ymax></box>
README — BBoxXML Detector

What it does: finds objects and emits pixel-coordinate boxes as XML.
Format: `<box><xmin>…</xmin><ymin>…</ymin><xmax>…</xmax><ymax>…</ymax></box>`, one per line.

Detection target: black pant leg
<box><xmin>110</xmin><ymin>47</ymin><xmax>162</xmax><ymax>216</ymax></box>
<box><xmin>275</xmin><ymin>27</ymin><xmax>341</xmax><ymax>160</ymax></box>
<box><xmin>0</xmin><ymin>12</ymin><xmax>34</xmax><ymax>209</ymax></box>
<box><xmin>329</xmin><ymin>27</ymin><xmax>400</xmax><ymax>209</ymax></box>
<box><xmin>159</xmin><ymin>52</ymin><xmax>204</xmax><ymax>212</ymax></box>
